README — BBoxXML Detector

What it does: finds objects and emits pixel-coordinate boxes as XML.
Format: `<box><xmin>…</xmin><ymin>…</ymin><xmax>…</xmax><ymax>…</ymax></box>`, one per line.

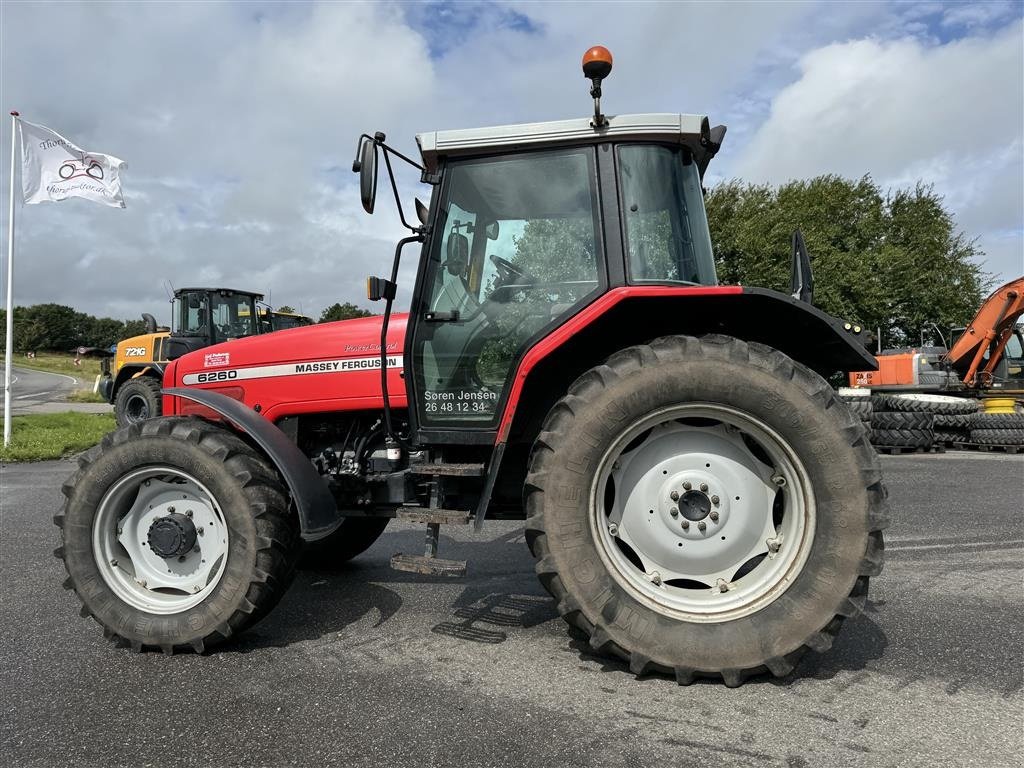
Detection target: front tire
<box><xmin>525</xmin><ymin>335</ymin><xmax>889</xmax><ymax>685</ymax></box>
<box><xmin>114</xmin><ymin>376</ymin><xmax>162</xmax><ymax>427</ymax></box>
<box><xmin>55</xmin><ymin>417</ymin><xmax>301</xmax><ymax>653</ymax></box>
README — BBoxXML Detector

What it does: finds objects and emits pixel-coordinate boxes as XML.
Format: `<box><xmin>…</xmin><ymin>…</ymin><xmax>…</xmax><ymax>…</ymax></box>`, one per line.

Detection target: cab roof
<box><xmin>416</xmin><ymin>113</ymin><xmax>726</xmax><ymax>177</ymax></box>
<box><xmin>174</xmin><ymin>287</ymin><xmax>265</xmax><ymax>300</ymax></box>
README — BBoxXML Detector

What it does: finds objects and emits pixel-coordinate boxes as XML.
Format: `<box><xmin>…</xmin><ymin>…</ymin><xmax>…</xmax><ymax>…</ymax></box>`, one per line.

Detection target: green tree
<box><xmin>275</xmin><ymin>305</ymin><xmax>295</xmax><ymax>314</ymax></box>
<box><xmin>319</xmin><ymin>302</ymin><xmax>373</xmax><ymax>323</ymax></box>
<box><xmin>706</xmin><ymin>176</ymin><xmax>985</xmax><ymax>347</ymax></box>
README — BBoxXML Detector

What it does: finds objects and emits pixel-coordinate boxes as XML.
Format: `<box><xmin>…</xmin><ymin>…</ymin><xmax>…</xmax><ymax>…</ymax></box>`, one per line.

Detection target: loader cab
<box><xmin>171</xmin><ymin>288</ymin><xmax>263</xmax><ymax>352</ymax></box>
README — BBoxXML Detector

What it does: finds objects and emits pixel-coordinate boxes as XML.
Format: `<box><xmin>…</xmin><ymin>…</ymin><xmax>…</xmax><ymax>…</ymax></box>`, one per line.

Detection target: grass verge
<box><xmin>67</xmin><ymin>389</ymin><xmax>107</xmax><ymax>403</ymax></box>
<box><xmin>2</xmin><ymin>352</ymin><xmax>104</xmax><ymax>379</ymax></box>
<box><xmin>0</xmin><ymin>412</ymin><xmax>115</xmax><ymax>462</ymax></box>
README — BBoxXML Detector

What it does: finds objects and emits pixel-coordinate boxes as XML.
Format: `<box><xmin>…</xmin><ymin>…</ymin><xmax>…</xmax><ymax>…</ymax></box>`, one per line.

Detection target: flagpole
<box><xmin>3</xmin><ymin>111</ymin><xmax>18</xmax><ymax>447</ymax></box>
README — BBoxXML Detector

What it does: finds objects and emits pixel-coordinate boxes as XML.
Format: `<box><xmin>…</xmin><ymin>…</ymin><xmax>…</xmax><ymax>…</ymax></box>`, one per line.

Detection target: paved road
<box><xmin>2</xmin><ymin>452</ymin><xmax>1021</xmax><ymax>768</ymax></box>
<box><xmin>0</xmin><ymin>365</ymin><xmax>110</xmax><ymax>415</ymax></box>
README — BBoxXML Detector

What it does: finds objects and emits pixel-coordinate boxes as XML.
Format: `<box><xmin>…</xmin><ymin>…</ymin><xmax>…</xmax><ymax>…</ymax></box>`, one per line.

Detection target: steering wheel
<box><xmin>489</xmin><ymin>254</ymin><xmax>536</xmax><ymax>287</ymax></box>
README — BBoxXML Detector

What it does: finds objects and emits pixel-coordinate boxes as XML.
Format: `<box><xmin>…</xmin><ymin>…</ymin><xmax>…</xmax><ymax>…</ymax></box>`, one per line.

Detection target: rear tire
<box><xmin>55</xmin><ymin>417</ymin><xmax>301</xmax><ymax>653</ymax></box>
<box><xmin>114</xmin><ymin>376</ymin><xmax>162</xmax><ymax>427</ymax></box>
<box><xmin>525</xmin><ymin>335</ymin><xmax>888</xmax><ymax>685</ymax></box>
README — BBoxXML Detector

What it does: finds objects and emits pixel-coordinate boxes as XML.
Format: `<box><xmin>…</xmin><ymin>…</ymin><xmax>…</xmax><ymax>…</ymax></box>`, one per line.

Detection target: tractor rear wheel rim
<box><xmin>92</xmin><ymin>466</ymin><xmax>230</xmax><ymax>614</ymax></box>
<box><xmin>590</xmin><ymin>403</ymin><xmax>815</xmax><ymax>623</ymax></box>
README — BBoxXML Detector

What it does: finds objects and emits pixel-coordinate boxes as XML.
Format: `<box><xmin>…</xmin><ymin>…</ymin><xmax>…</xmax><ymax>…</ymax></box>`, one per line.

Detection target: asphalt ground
<box><xmin>0</xmin><ymin>365</ymin><xmax>110</xmax><ymax>415</ymax></box>
<box><xmin>2</xmin><ymin>451</ymin><xmax>1022</xmax><ymax>768</ymax></box>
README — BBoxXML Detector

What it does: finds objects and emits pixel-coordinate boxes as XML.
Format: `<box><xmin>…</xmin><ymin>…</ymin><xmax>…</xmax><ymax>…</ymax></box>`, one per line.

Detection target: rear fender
<box><xmin>163</xmin><ymin>387</ymin><xmax>340</xmax><ymax>542</ymax></box>
<box><xmin>497</xmin><ymin>286</ymin><xmax>877</xmax><ymax>442</ymax></box>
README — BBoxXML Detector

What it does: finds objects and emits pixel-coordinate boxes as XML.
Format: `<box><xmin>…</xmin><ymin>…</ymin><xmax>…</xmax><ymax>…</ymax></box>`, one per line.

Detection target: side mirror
<box><xmin>486</xmin><ymin>221</ymin><xmax>500</xmax><ymax>240</ymax></box>
<box><xmin>446</xmin><ymin>233</ymin><xmax>469</xmax><ymax>276</ymax></box>
<box><xmin>356</xmin><ymin>138</ymin><xmax>378</xmax><ymax>214</ymax></box>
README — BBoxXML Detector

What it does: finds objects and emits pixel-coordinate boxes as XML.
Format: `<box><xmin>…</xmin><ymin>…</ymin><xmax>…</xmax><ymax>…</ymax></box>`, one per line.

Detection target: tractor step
<box><xmin>390</xmin><ymin>553</ymin><xmax>467</xmax><ymax>577</ymax></box>
<box><xmin>396</xmin><ymin>508</ymin><xmax>471</xmax><ymax>525</ymax></box>
<box><xmin>407</xmin><ymin>462</ymin><xmax>486</xmax><ymax>477</ymax></box>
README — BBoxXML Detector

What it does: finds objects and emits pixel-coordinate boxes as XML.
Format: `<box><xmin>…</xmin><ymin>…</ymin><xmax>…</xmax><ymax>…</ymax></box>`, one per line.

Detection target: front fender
<box><xmin>163</xmin><ymin>387</ymin><xmax>340</xmax><ymax>542</ymax></box>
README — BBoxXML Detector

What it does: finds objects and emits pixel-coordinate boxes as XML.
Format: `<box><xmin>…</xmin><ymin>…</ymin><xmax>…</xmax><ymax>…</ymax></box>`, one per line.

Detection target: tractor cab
<box><xmin>356</xmin><ymin>47</ymin><xmax>726</xmax><ymax>442</ymax></box>
<box><xmin>169</xmin><ymin>287</ymin><xmax>264</xmax><ymax>355</ymax></box>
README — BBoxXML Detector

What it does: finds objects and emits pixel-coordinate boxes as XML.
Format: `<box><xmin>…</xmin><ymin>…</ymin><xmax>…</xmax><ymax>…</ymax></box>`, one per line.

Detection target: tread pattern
<box><xmin>525</xmin><ymin>335</ymin><xmax>888</xmax><ymax>686</ymax></box>
<box><xmin>55</xmin><ymin>417</ymin><xmax>301</xmax><ymax>653</ymax></box>
<box><xmin>878</xmin><ymin>394</ymin><xmax>978</xmax><ymax>415</ymax></box>
<box><xmin>870</xmin><ymin>411</ymin><xmax>934</xmax><ymax>430</ymax></box>
<box><xmin>840</xmin><ymin>398</ymin><xmax>873</xmax><ymax>420</ymax></box>
<box><xmin>968</xmin><ymin>413</ymin><xmax>1024</xmax><ymax>430</ymax></box>
<box><xmin>934</xmin><ymin>413</ymin><xmax>974</xmax><ymax>428</ymax></box>
<box><xmin>870</xmin><ymin>428</ymin><xmax>934</xmax><ymax>448</ymax></box>
<box><xmin>968</xmin><ymin>428</ymin><xmax>1024</xmax><ymax>446</ymax></box>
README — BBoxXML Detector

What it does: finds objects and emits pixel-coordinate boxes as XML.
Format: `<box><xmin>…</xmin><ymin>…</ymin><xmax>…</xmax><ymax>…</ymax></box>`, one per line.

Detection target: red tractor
<box><xmin>56</xmin><ymin>48</ymin><xmax>887</xmax><ymax>686</ymax></box>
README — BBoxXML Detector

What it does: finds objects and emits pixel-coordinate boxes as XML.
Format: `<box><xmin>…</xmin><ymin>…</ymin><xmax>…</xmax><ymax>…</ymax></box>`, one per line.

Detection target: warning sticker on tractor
<box><xmin>182</xmin><ymin>355</ymin><xmax>401</xmax><ymax>385</ymax></box>
<box><xmin>204</xmin><ymin>352</ymin><xmax>230</xmax><ymax>368</ymax></box>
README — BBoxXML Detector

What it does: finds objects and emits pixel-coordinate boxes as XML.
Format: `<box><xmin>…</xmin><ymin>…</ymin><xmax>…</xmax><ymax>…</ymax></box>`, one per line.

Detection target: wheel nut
<box><xmin>716</xmin><ymin>579</ymin><xmax>729</xmax><ymax>593</ymax></box>
<box><xmin>109</xmin><ymin>558</ymin><xmax>118</xmax><ymax>567</ymax></box>
<box><xmin>670</xmin><ymin>507</ymin><xmax>679</xmax><ymax>517</ymax></box>
<box><xmin>698</xmin><ymin>521</ymin><xmax>706</xmax><ymax>532</ymax></box>
<box><xmin>186</xmin><ymin>510</ymin><xmax>193</xmax><ymax>517</ymax></box>
<box><xmin>649</xmin><ymin>571</ymin><xmax>662</xmax><ymax>586</ymax></box>
<box><xmin>681</xmin><ymin>520</ymin><xmax>690</xmax><ymax>530</ymax></box>
<box><xmin>167</xmin><ymin>506</ymin><xmax>175</xmax><ymax>514</ymax></box>
<box><xmin>711</xmin><ymin>495</ymin><xmax>720</xmax><ymax>505</ymax></box>
<box><xmin>670</xmin><ymin>491</ymin><xmax>679</xmax><ymax>502</ymax></box>
<box><xmin>772</xmin><ymin>474</ymin><xmax>786</xmax><ymax>487</ymax></box>
<box><xmin>699</xmin><ymin>483</ymin><xmax>708</xmax><ymax>493</ymax></box>
<box><xmin>682</xmin><ymin>481</ymin><xmax>692</xmax><ymax>490</ymax></box>
<box><xmin>709</xmin><ymin>511</ymin><xmax>719</xmax><ymax>522</ymax></box>
<box><xmin>608</xmin><ymin>523</ymin><xmax>618</xmax><ymax>536</ymax></box>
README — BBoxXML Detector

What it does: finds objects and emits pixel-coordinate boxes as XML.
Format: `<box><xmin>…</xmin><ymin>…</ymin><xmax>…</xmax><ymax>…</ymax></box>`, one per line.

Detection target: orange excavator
<box><xmin>849</xmin><ymin>276</ymin><xmax>1024</xmax><ymax>395</ymax></box>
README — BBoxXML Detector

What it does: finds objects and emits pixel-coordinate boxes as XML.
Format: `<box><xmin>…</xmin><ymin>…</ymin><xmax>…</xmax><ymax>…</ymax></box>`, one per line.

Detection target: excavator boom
<box><xmin>945</xmin><ymin>276</ymin><xmax>1024</xmax><ymax>387</ymax></box>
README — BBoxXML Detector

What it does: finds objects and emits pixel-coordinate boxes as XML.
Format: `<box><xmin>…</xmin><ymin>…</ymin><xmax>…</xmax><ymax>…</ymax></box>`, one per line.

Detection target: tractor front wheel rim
<box><xmin>92</xmin><ymin>466</ymin><xmax>230</xmax><ymax>614</ymax></box>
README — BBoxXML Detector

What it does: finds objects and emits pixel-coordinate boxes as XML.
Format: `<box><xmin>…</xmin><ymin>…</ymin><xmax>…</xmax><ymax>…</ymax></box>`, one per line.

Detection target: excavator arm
<box><xmin>945</xmin><ymin>277</ymin><xmax>1024</xmax><ymax>387</ymax></box>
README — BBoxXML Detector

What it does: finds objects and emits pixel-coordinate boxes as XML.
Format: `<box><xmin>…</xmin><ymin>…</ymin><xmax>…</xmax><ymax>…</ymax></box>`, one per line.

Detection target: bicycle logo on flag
<box><xmin>58</xmin><ymin>152</ymin><xmax>104</xmax><ymax>181</ymax></box>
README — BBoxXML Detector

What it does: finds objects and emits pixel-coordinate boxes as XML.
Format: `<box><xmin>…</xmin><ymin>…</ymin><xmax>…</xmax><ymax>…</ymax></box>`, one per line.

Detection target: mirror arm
<box><xmin>381</xmin><ymin>147</ymin><xmax>425</xmax><ymax>235</ymax></box>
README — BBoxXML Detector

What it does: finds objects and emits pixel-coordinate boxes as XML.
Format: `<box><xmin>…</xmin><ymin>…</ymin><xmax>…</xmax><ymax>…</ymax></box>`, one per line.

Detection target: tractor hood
<box><xmin>167</xmin><ymin>313</ymin><xmax>407</xmax><ymax>420</ymax></box>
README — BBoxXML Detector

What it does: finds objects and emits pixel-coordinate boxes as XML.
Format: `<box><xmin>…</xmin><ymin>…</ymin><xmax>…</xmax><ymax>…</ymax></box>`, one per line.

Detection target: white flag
<box><xmin>19</xmin><ymin>120</ymin><xmax>126</xmax><ymax>208</ymax></box>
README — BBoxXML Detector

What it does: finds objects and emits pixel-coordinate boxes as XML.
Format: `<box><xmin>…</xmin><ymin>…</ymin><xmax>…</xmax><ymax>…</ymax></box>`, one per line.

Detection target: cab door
<box><xmin>408</xmin><ymin>146</ymin><xmax>605</xmax><ymax>438</ymax></box>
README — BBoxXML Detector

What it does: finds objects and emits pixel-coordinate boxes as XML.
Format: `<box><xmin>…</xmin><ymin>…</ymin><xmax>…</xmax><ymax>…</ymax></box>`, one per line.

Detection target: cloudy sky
<box><xmin>1</xmin><ymin>0</ymin><xmax>1021</xmax><ymax>324</ymax></box>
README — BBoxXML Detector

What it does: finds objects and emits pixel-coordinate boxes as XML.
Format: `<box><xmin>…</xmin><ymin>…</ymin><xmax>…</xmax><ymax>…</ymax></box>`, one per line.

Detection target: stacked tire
<box><xmin>967</xmin><ymin>412</ymin><xmax>1024</xmax><ymax>446</ymax></box>
<box><xmin>933</xmin><ymin>413</ymin><xmax>974</xmax><ymax>445</ymax></box>
<box><xmin>870</xmin><ymin>394</ymin><xmax>979</xmax><ymax>451</ymax></box>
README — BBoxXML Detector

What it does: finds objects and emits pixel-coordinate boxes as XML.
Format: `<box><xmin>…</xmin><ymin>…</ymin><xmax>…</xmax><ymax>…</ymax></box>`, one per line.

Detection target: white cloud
<box><xmin>0</xmin><ymin>0</ymin><xmax>1021</xmax><ymax>326</ymax></box>
<box><xmin>735</xmin><ymin>21</ymin><xmax>1023</xmax><ymax>282</ymax></box>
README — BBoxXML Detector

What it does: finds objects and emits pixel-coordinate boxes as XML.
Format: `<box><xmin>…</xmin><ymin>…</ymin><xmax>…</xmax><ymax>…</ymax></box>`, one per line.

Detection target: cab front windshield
<box><xmin>174</xmin><ymin>291</ymin><xmax>259</xmax><ymax>342</ymax></box>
